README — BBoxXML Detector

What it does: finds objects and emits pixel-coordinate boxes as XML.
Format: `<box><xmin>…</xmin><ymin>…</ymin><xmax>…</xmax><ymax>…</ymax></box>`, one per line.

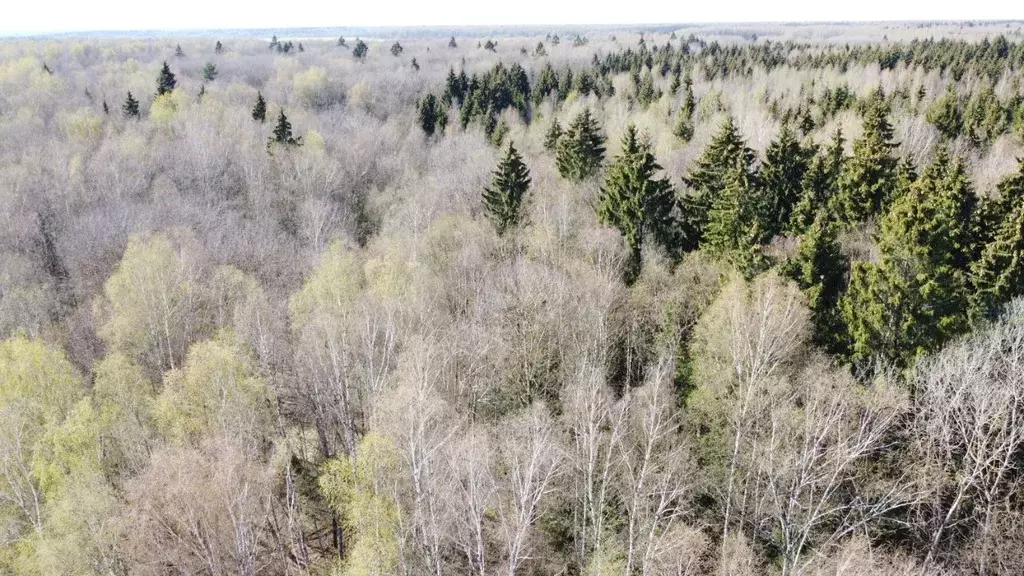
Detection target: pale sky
<box><xmin>3</xmin><ymin>0</ymin><xmax>1022</xmax><ymax>34</ymax></box>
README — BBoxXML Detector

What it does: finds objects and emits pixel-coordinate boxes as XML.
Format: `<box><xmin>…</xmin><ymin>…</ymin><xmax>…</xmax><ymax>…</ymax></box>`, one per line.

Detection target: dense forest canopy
<box><xmin>3</xmin><ymin>21</ymin><xmax>1024</xmax><ymax>575</ymax></box>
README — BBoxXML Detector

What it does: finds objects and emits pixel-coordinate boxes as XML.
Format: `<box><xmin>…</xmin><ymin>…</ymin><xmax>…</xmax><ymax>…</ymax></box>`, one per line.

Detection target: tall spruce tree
<box><xmin>448</xmin><ymin>36</ymin><xmax>457</xmax><ymax>48</ymax></box>
<box><xmin>681</xmin><ymin>116</ymin><xmax>757</xmax><ymax>250</ymax></box>
<box><xmin>836</xmin><ymin>95</ymin><xmax>899</xmax><ymax>222</ymax></box>
<box><xmin>543</xmin><ymin>119</ymin><xmax>563</xmax><ymax>152</ymax></box>
<box><xmin>760</xmin><ymin>123</ymin><xmax>812</xmax><ymax>237</ymax></box>
<box><xmin>201</xmin><ymin>62</ymin><xmax>218</xmax><ymax>82</ymax></box>
<box><xmin>782</xmin><ymin>212</ymin><xmax>849</xmax><ymax>353</ymax></box>
<box><xmin>156</xmin><ymin>61</ymin><xmax>176</xmax><ymax>96</ymax></box>
<box><xmin>596</xmin><ymin>125</ymin><xmax>678</xmax><ymax>282</ymax></box>
<box><xmin>418</xmin><ymin>93</ymin><xmax>442</xmax><ymax>136</ymax></box>
<box><xmin>390</xmin><ymin>42</ymin><xmax>403</xmax><ymax>57</ymax></box>
<box><xmin>269</xmin><ymin>109</ymin><xmax>301</xmax><ymax>149</ymax></box>
<box><xmin>971</xmin><ymin>158</ymin><xmax>1024</xmax><ymax>317</ymax></box>
<box><xmin>174</xmin><ymin>44</ymin><xmax>185</xmax><ymax>58</ymax></box>
<box><xmin>252</xmin><ymin>91</ymin><xmax>266</xmax><ymax>123</ymax></box>
<box><xmin>353</xmin><ymin>39</ymin><xmax>368</xmax><ymax>60</ymax></box>
<box><xmin>926</xmin><ymin>84</ymin><xmax>963</xmax><ymax>140</ymax></box>
<box><xmin>703</xmin><ymin>156</ymin><xmax>768</xmax><ymax>277</ymax></box>
<box><xmin>122</xmin><ymin>91</ymin><xmax>140</xmax><ymax>118</ymax></box>
<box><xmin>482</xmin><ymin>142</ymin><xmax>532</xmax><ymax>235</ymax></box>
<box><xmin>556</xmin><ymin>108</ymin><xmax>606</xmax><ymax>182</ymax></box>
<box><xmin>337</xmin><ymin>36</ymin><xmax>347</xmax><ymax>47</ymax></box>
<box><xmin>842</xmin><ymin>147</ymin><xmax>976</xmax><ymax>368</ymax></box>
<box><xmin>788</xmin><ymin>128</ymin><xmax>846</xmax><ymax>235</ymax></box>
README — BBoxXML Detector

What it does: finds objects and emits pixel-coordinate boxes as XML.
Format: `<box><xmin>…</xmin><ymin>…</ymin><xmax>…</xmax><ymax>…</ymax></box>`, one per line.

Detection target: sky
<box><xmin>3</xmin><ymin>0</ymin><xmax>1022</xmax><ymax>34</ymax></box>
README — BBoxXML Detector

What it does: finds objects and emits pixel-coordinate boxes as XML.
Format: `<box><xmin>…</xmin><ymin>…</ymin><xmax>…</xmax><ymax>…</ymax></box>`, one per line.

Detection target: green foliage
<box><xmin>483</xmin><ymin>142</ymin><xmax>532</xmax><ymax>236</ymax></box>
<box><xmin>269</xmin><ymin>109</ymin><xmax>302</xmax><ymax>148</ymax></box>
<box><xmin>156</xmin><ymin>61</ymin><xmax>176</xmax><ymax>96</ymax></box>
<box><xmin>788</xmin><ymin>128</ymin><xmax>845</xmax><ymax>235</ymax></box>
<box><xmin>926</xmin><ymin>85</ymin><xmax>962</xmax><ymax>139</ymax></box>
<box><xmin>843</xmin><ymin>147</ymin><xmax>977</xmax><ymax>367</ymax></box>
<box><xmin>682</xmin><ymin>116</ymin><xmax>758</xmax><ymax>250</ymax></box>
<box><xmin>596</xmin><ymin>125</ymin><xmax>678</xmax><ymax>282</ymax></box>
<box><xmin>319</xmin><ymin>434</ymin><xmax>403</xmax><ymax>576</ymax></box>
<box><xmin>782</xmin><ymin>213</ymin><xmax>849</xmax><ymax>352</ymax></box>
<box><xmin>703</xmin><ymin>156</ymin><xmax>769</xmax><ymax>277</ymax></box>
<box><xmin>836</xmin><ymin>95</ymin><xmax>899</xmax><ymax>222</ymax></box>
<box><xmin>121</xmin><ymin>91</ymin><xmax>139</xmax><ymax>118</ymax></box>
<box><xmin>543</xmin><ymin>117</ymin><xmax>563</xmax><ymax>151</ymax></box>
<box><xmin>201</xmin><ymin>61</ymin><xmax>218</xmax><ymax>81</ymax></box>
<box><xmin>97</xmin><ymin>234</ymin><xmax>202</xmax><ymax>372</ymax></box>
<box><xmin>972</xmin><ymin>158</ymin><xmax>1024</xmax><ymax>316</ymax></box>
<box><xmin>252</xmin><ymin>90</ymin><xmax>266</xmax><ymax>123</ymax></box>
<box><xmin>759</xmin><ymin>123</ymin><xmax>812</xmax><ymax>237</ymax></box>
<box><xmin>353</xmin><ymin>39</ymin><xmax>368</xmax><ymax>60</ymax></box>
<box><xmin>418</xmin><ymin>93</ymin><xmax>442</xmax><ymax>136</ymax></box>
<box><xmin>555</xmin><ymin>108</ymin><xmax>606</xmax><ymax>182</ymax></box>
<box><xmin>490</xmin><ymin>117</ymin><xmax>509</xmax><ymax>147</ymax></box>
<box><xmin>151</xmin><ymin>331</ymin><xmax>272</xmax><ymax>443</ymax></box>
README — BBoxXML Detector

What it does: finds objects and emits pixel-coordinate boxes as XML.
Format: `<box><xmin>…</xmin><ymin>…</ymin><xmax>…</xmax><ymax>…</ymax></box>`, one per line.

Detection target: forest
<box><xmin>2</xmin><ymin>21</ymin><xmax>1024</xmax><ymax>575</ymax></box>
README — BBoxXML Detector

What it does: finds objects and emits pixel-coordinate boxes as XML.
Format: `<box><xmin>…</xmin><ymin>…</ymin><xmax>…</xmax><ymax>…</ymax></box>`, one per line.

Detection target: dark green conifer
<box><xmin>926</xmin><ymin>84</ymin><xmax>963</xmax><ymax>139</ymax></box>
<box><xmin>836</xmin><ymin>94</ymin><xmax>899</xmax><ymax>222</ymax></box>
<box><xmin>543</xmin><ymin>119</ymin><xmax>563</xmax><ymax>152</ymax></box>
<box><xmin>252</xmin><ymin>91</ymin><xmax>266</xmax><ymax>123</ymax></box>
<box><xmin>174</xmin><ymin>44</ymin><xmax>185</xmax><ymax>58</ymax></box>
<box><xmin>703</xmin><ymin>156</ymin><xmax>768</xmax><ymax>277</ymax></box>
<box><xmin>782</xmin><ymin>212</ymin><xmax>849</xmax><ymax>353</ymax></box>
<box><xmin>448</xmin><ymin>36</ymin><xmax>457</xmax><ymax>48</ymax></box>
<box><xmin>482</xmin><ymin>141</ymin><xmax>532</xmax><ymax>235</ymax></box>
<box><xmin>788</xmin><ymin>128</ymin><xmax>845</xmax><ymax>235</ymax></box>
<box><xmin>337</xmin><ymin>36</ymin><xmax>347</xmax><ymax>47</ymax></box>
<box><xmin>681</xmin><ymin>116</ymin><xmax>757</xmax><ymax>250</ymax></box>
<box><xmin>760</xmin><ymin>123</ymin><xmax>812</xmax><ymax>237</ymax></box>
<box><xmin>215</xmin><ymin>41</ymin><xmax>223</xmax><ymax>53</ymax></box>
<box><xmin>596</xmin><ymin>125</ymin><xmax>678</xmax><ymax>282</ymax></box>
<box><xmin>122</xmin><ymin>91</ymin><xmax>139</xmax><ymax>118</ymax></box>
<box><xmin>390</xmin><ymin>42</ymin><xmax>403</xmax><ymax>57</ymax></box>
<box><xmin>972</xmin><ymin>158</ymin><xmax>1024</xmax><ymax>316</ymax></box>
<box><xmin>353</xmin><ymin>39</ymin><xmax>368</xmax><ymax>60</ymax></box>
<box><xmin>555</xmin><ymin>108</ymin><xmax>606</xmax><ymax>182</ymax></box>
<box><xmin>411</xmin><ymin>58</ymin><xmax>420</xmax><ymax>71</ymax></box>
<box><xmin>201</xmin><ymin>62</ymin><xmax>218</xmax><ymax>81</ymax></box>
<box><xmin>418</xmin><ymin>93</ymin><xmax>441</xmax><ymax>136</ymax></box>
<box><xmin>156</xmin><ymin>61</ymin><xmax>176</xmax><ymax>96</ymax></box>
<box><xmin>269</xmin><ymin>109</ymin><xmax>302</xmax><ymax>148</ymax></box>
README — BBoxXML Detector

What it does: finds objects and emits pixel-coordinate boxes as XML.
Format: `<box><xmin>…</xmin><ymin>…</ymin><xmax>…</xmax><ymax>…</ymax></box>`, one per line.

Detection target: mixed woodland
<box><xmin>4</xmin><ymin>21</ymin><xmax>1024</xmax><ymax>575</ymax></box>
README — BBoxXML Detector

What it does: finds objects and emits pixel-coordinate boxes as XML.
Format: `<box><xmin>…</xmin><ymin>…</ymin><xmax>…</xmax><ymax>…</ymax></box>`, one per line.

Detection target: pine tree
<box><xmin>174</xmin><ymin>44</ymin><xmax>185</xmax><ymax>58</ymax></box>
<box><xmin>491</xmin><ymin>119</ymin><xmax>509</xmax><ymax>147</ymax></box>
<box><xmin>390</xmin><ymin>42</ymin><xmax>403</xmax><ymax>57</ymax></box>
<box><xmin>596</xmin><ymin>125</ymin><xmax>678</xmax><ymax>282</ymax></box>
<box><xmin>298</xmin><ymin>42</ymin><xmax>304</xmax><ymax>52</ymax></box>
<box><xmin>270</xmin><ymin>35</ymin><xmax>280</xmax><ymax>50</ymax></box>
<box><xmin>156</xmin><ymin>61</ymin><xmax>176</xmax><ymax>96</ymax></box>
<box><xmin>482</xmin><ymin>141</ymin><xmax>532</xmax><ymax>235</ymax></box>
<box><xmin>337</xmin><ymin>36</ymin><xmax>347</xmax><ymax>47</ymax></box>
<box><xmin>788</xmin><ymin>128</ymin><xmax>845</xmax><ymax>235</ymax></box>
<box><xmin>418</xmin><ymin>93</ymin><xmax>441</xmax><ymax>136</ymax></box>
<box><xmin>269</xmin><ymin>109</ymin><xmax>301</xmax><ymax>148</ymax></box>
<box><xmin>543</xmin><ymin>119</ymin><xmax>563</xmax><ymax>152</ymax></box>
<box><xmin>122</xmin><ymin>92</ymin><xmax>140</xmax><ymax>118</ymax></box>
<box><xmin>759</xmin><ymin>123</ymin><xmax>811</xmax><ymax>237</ymax></box>
<box><xmin>836</xmin><ymin>95</ymin><xmax>899</xmax><ymax>222</ymax></box>
<box><xmin>636</xmin><ymin>69</ymin><xmax>656</xmax><ymax>108</ymax></box>
<box><xmin>555</xmin><ymin>108</ymin><xmax>606</xmax><ymax>182</ymax></box>
<box><xmin>201</xmin><ymin>62</ymin><xmax>218</xmax><ymax>81</ymax></box>
<box><xmin>353</xmin><ymin>39</ymin><xmax>368</xmax><ymax>60</ymax></box>
<box><xmin>782</xmin><ymin>212</ymin><xmax>849</xmax><ymax>353</ymax></box>
<box><xmin>252</xmin><ymin>91</ymin><xmax>266</xmax><ymax>123</ymax></box>
<box><xmin>448</xmin><ymin>36</ymin><xmax>457</xmax><ymax>48</ymax></box>
<box><xmin>411</xmin><ymin>58</ymin><xmax>420</xmax><ymax>71</ymax></box>
<box><xmin>681</xmin><ymin>116</ymin><xmax>757</xmax><ymax>250</ymax></box>
<box><xmin>215</xmin><ymin>41</ymin><xmax>223</xmax><ymax>54</ymax></box>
